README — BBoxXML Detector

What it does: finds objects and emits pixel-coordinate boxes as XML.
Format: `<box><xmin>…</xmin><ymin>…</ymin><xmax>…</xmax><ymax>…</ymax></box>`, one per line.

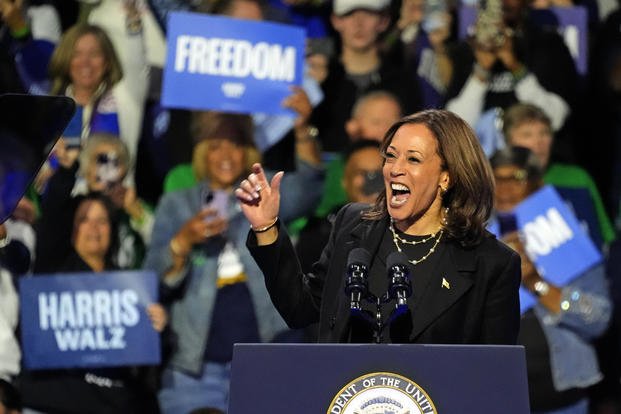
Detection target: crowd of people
<box><xmin>1</xmin><ymin>0</ymin><xmax>620</xmax><ymax>413</ymax></box>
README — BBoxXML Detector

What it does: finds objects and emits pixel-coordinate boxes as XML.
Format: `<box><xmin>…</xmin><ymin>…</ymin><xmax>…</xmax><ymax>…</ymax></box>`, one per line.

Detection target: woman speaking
<box><xmin>236</xmin><ymin>109</ymin><xmax>521</xmax><ymax>344</ymax></box>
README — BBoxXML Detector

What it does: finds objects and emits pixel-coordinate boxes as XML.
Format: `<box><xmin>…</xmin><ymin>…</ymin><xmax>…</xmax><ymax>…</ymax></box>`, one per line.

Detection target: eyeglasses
<box><xmin>95</xmin><ymin>152</ymin><xmax>119</xmax><ymax>166</ymax></box>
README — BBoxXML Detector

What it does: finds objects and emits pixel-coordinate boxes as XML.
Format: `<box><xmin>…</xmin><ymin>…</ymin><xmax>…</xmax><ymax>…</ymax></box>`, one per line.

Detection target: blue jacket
<box><xmin>143</xmin><ymin>162</ymin><xmax>323</xmax><ymax>375</ymax></box>
<box><xmin>534</xmin><ymin>263</ymin><xmax>611</xmax><ymax>391</ymax></box>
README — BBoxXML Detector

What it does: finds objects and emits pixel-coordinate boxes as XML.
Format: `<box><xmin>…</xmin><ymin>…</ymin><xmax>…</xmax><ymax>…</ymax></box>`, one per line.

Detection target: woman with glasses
<box><xmin>491</xmin><ymin>145</ymin><xmax>611</xmax><ymax>414</ymax></box>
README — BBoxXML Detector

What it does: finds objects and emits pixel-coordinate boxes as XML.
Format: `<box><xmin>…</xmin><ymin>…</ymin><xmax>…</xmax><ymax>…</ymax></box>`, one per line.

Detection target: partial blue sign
<box><xmin>252</xmin><ymin>74</ymin><xmax>323</xmax><ymax>151</ymax></box>
<box><xmin>458</xmin><ymin>5</ymin><xmax>588</xmax><ymax>75</ymax></box>
<box><xmin>162</xmin><ymin>12</ymin><xmax>305</xmax><ymax>115</ymax></box>
<box><xmin>506</xmin><ymin>186</ymin><xmax>602</xmax><ymax>312</ymax></box>
<box><xmin>19</xmin><ymin>270</ymin><xmax>161</xmax><ymax>369</ymax></box>
<box><xmin>530</xmin><ymin>7</ymin><xmax>588</xmax><ymax>75</ymax></box>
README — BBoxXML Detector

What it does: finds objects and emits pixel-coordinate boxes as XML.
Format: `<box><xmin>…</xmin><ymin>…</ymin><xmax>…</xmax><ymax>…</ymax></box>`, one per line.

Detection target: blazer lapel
<box><xmin>336</xmin><ymin>215</ymin><xmax>478</xmax><ymax>343</ymax></box>
<box><xmin>349</xmin><ymin>216</ymin><xmax>389</xmax><ymax>268</ymax></box>
<box><xmin>410</xmin><ymin>242</ymin><xmax>475</xmax><ymax>341</ymax></box>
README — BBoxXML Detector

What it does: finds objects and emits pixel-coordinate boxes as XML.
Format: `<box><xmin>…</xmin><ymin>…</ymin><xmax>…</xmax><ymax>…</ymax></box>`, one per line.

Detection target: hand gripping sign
<box><xmin>510</xmin><ymin>186</ymin><xmax>601</xmax><ymax>313</ymax></box>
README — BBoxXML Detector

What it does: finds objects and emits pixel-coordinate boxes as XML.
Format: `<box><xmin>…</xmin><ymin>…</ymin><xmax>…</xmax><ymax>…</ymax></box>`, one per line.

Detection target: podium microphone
<box><xmin>386</xmin><ymin>252</ymin><xmax>413</xmax><ymax>308</ymax></box>
<box><xmin>344</xmin><ymin>248</ymin><xmax>371</xmax><ymax>311</ymax></box>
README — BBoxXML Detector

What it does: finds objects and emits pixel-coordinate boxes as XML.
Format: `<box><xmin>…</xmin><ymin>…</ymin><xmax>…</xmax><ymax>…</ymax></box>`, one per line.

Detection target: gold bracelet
<box><xmin>250</xmin><ymin>217</ymin><xmax>279</xmax><ymax>233</ymax></box>
<box><xmin>170</xmin><ymin>237</ymin><xmax>188</xmax><ymax>257</ymax></box>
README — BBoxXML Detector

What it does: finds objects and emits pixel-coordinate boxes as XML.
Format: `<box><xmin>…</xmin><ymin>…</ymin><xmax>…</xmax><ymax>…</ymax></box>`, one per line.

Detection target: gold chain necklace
<box><xmin>389</xmin><ymin>219</ymin><xmax>443</xmax><ymax>266</ymax></box>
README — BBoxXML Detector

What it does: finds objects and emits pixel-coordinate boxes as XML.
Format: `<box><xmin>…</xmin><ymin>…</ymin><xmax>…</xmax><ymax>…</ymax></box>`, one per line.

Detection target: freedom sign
<box><xmin>19</xmin><ymin>270</ymin><xmax>161</xmax><ymax>369</ymax></box>
<box><xmin>162</xmin><ymin>12</ymin><xmax>305</xmax><ymax>115</ymax></box>
<box><xmin>511</xmin><ymin>186</ymin><xmax>602</xmax><ymax>313</ymax></box>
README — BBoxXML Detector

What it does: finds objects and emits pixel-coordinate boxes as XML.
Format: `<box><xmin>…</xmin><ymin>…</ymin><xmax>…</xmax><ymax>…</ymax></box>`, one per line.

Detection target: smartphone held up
<box><xmin>203</xmin><ymin>189</ymin><xmax>229</xmax><ymax>222</ymax></box>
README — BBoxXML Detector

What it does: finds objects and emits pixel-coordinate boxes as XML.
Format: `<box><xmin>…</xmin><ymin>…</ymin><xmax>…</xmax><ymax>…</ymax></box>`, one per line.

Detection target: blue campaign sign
<box><xmin>19</xmin><ymin>270</ymin><xmax>161</xmax><ymax>370</ymax></box>
<box><xmin>458</xmin><ymin>5</ymin><xmax>588</xmax><ymax>75</ymax></box>
<box><xmin>513</xmin><ymin>186</ymin><xmax>602</xmax><ymax>312</ymax></box>
<box><xmin>530</xmin><ymin>7</ymin><xmax>588</xmax><ymax>75</ymax></box>
<box><xmin>162</xmin><ymin>12</ymin><xmax>305</xmax><ymax>115</ymax></box>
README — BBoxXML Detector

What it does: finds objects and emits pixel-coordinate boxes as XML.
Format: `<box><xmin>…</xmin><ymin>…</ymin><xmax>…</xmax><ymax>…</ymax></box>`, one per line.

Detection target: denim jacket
<box><xmin>143</xmin><ymin>161</ymin><xmax>323</xmax><ymax>375</ymax></box>
<box><xmin>534</xmin><ymin>263</ymin><xmax>611</xmax><ymax>391</ymax></box>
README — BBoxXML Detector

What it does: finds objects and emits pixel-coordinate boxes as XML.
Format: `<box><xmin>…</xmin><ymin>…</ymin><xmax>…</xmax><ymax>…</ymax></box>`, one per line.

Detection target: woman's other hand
<box><xmin>502</xmin><ymin>231</ymin><xmax>538</xmax><ymax>284</ymax></box>
<box><xmin>54</xmin><ymin>137</ymin><xmax>81</xmax><ymax>169</ymax></box>
<box><xmin>283</xmin><ymin>86</ymin><xmax>312</xmax><ymax>133</ymax></box>
<box><xmin>147</xmin><ymin>303</ymin><xmax>168</xmax><ymax>332</ymax></box>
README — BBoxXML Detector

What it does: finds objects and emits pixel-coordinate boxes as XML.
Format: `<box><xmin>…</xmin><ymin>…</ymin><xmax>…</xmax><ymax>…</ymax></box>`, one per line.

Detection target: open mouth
<box><xmin>390</xmin><ymin>183</ymin><xmax>410</xmax><ymax>206</ymax></box>
<box><xmin>218</xmin><ymin>160</ymin><xmax>234</xmax><ymax>172</ymax></box>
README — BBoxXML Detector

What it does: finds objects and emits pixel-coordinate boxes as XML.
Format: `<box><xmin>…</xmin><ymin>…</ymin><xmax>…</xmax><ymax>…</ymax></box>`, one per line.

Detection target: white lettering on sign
<box><xmin>221</xmin><ymin>82</ymin><xmax>246</xmax><ymax>98</ymax></box>
<box><xmin>38</xmin><ymin>289</ymin><xmax>140</xmax><ymax>351</ymax></box>
<box><xmin>561</xmin><ymin>25</ymin><xmax>579</xmax><ymax>60</ymax></box>
<box><xmin>523</xmin><ymin>207</ymin><xmax>573</xmax><ymax>260</ymax></box>
<box><xmin>174</xmin><ymin>35</ymin><xmax>296</xmax><ymax>82</ymax></box>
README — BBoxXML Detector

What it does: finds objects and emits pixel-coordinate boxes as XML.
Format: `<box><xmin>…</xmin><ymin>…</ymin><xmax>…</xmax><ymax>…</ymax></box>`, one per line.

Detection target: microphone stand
<box><xmin>374</xmin><ymin>297</ymin><xmax>382</xmax><ymax>344</ymax></box>
<box><xmin>347</xmin><ymin>284</ymin><xmax>412</xmax><ymax>344</ymax></box>
<box><xmin>344</xmin><ymin>253</ymin><xmax>414</xmax><ymax>343</ymax></box>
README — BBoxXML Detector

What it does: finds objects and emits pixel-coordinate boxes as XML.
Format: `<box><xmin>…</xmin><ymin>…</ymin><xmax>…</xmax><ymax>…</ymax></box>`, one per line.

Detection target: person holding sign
<box><xmin>491</xmin><ymin>146</ymin><xmax>611</xmax><ymax>414</ymax></box>
<box><xmin>502</xmin><ymin>103</ymin><xmax>615</xmax><ymax>247</ymax></box>
<box><xmin>144</xmin><ymin>109</ymin><xmax>323</xmax><ymax>414</ymax></box>
<box><xmin>237</xmin><ymin>109</ymin><xmax>521</xmax><ymax>345</ymax></box>
<box><xmin>19</xmin><ymin>193</ymin><xmax>167</xmax><ymax>414</ymax></box>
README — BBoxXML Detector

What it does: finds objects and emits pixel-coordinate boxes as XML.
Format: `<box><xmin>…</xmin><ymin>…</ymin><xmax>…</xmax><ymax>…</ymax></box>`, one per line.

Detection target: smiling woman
<box><xmin>35</xmin><ymin>192</ymin><xmax>119</xmax><ymax>274</ymax></box>
<box><xmin>22</xmin><ymin>192</ymin><xmax>167</xmax><ymax>413</ymax></box>
<box><xmin>10</xmin><ymin>21</ymin><xmax>149</xmax><ymax>183</ymax></box>
<box><xmin>377</xmin><ymin>124</ymin><xmax>449</xmax><ymax>234</ymax></box>
<box><xmin>72</xmin><ymin>197</ymin><xmax>113</xmax><ymax>272</ymax></box>
<box><xmin>143</xmin><ymin>108</ymin><xmax>324</xmax><ymax>413</ymax></box>
<box><xmin>489</xmin><ymin>146</ymin><xmax>611</xmax><ymax>414</ymax></box>
<box><xmin>239</xmin><ymin>109</ymin><xmax>522</xmax><ymax>345</ymax></box>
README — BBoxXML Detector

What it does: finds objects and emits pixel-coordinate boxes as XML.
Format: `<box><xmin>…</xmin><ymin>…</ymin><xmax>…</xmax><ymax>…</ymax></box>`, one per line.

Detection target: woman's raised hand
<box><xmin>235</xmin><ymin>163</ymin><xmax>283</xmax><ymax>231</ymax></box>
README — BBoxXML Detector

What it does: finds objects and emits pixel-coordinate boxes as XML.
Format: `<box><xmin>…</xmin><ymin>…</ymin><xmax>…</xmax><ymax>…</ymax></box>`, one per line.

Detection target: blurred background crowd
<box><xmin>0</xmin><ymin>0</ymin><xmax>620</xmax><ymax>412</ymax></box>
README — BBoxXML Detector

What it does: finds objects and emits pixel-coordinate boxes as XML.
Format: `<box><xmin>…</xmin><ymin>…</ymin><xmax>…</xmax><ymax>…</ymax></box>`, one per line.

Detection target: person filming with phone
<box><xmin>35</xmin><ymin>133</ymin><xmax>151</xmax><ymax>273</ymax></box>
<box><xmin>143</xmin><ymin>107</ymin><xmax>324</xmax><ymax>413</ymax></box>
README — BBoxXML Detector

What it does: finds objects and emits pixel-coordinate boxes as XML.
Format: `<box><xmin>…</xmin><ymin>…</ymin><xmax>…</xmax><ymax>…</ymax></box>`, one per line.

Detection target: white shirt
<box><xmin>0</xmin><ymin>268</ymin><xmax>20</xmax><ymax>380</ymax></box>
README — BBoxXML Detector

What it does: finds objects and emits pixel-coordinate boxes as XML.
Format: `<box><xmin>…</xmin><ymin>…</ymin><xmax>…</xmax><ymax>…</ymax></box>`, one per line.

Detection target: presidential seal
<box><xmin>327</xmin><ymin>372</ymin><xmax>437</xmax><ymax>414</ymax></box>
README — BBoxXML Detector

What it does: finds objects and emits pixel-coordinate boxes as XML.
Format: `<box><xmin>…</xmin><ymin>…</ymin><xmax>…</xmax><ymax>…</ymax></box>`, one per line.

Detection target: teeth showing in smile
<box><xmin>390</xmin><ymin>183</ymin><xmax>410</xmax><ymax>206</ymax></box>
<box><xmin>391</xmin><ymin>183</ymin><xmax>409</xmax><ymax>192</ymax></box>
<box><xmin>219</xmin><ymin>161</ymin><xmax>232</xmax><ymax>171</ymax></box>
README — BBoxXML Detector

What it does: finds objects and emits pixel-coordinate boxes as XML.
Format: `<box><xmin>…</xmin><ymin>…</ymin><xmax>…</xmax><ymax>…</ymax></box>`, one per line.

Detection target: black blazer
<box><xmin>248</xmin><ymin>203</ymin><xmax>521</xmax><ymax>344</ymax></box>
